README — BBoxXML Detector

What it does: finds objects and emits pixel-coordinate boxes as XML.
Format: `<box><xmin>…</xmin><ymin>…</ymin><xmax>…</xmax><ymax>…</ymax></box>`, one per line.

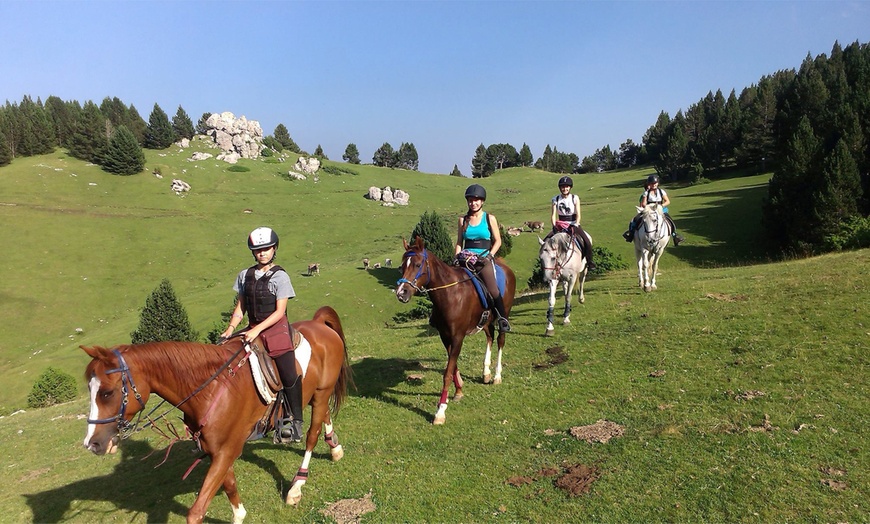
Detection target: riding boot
<box><xmin>275</xmin><ymin>352</ymin><xmax>304</xmax><ymax>443</ymax></box>
<box><xmin>493</xmin><ymin>295</ymin><xmax>511</xmax><ymax>333</ymax></box>
<box><xmin>581</xmin><ymin>237</ymin><xmax>596</xmax><ymax>271</ymax></box>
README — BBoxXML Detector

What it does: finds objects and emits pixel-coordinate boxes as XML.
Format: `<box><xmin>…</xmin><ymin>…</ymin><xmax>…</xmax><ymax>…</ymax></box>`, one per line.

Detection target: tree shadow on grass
<box><xmin>350</xmin><ymin>356</ymin><xmax>442</xmax><ymax>423</ymax></box>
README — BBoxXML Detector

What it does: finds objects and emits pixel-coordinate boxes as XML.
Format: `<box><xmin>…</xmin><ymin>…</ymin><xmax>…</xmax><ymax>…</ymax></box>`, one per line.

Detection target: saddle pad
<box><xmin>462</xmin><ymin>264</ymin><xmax>506</xmax><ymax>309</ymax></box>
<box><xmin>249</xmin><ymin>334</ymin><xmax>313</xmax><ymax>404</ymax></box>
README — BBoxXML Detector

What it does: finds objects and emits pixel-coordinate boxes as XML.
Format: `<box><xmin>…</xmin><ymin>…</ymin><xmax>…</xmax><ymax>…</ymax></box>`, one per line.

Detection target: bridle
<box><xmin>640</xmin><ymin>207</ymin><xmax>667</xmax><ymax>249</ymax></box>
<box><xmin>540</xmin><ymin>233</ymin><xmax>577</xmax><ymax>279</ymax></box>
<box><xmin>86</xmin><ymin>349</ymin><xmax>146</xmax><ymax>438</ymax></box>
<box><xmin>86</xmin><ymin>342</ymin><xmax>248</xmax><ymax>440</ymax></box>
<box><xmin>397</xmin><ymin>248</ymin><xmax>470</xmax><ymax>293</ymax></box>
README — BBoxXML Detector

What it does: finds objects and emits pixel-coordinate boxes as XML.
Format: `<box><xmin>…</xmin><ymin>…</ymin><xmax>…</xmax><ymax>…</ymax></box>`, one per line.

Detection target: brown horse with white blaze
<box><xmin>395</xmin><ymin>236</ymin><xmax>516</xmax><ymax>425</ymax></box>
<box><xmin>82</xmin><ymin>306</ymin><xmax>351</xmax><ymax>523</ymax></box>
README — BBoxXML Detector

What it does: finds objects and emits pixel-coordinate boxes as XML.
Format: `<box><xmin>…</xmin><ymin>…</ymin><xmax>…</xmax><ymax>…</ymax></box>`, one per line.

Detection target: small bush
<box><xmin>28</xmin><ymin>367</ymin><xmax>78</xmax><ymax>408</ymax></box>
<box><xmin>263</xmin><ymin>157</ymin><xmax>281</xmax><ymax>164</ymax></box>
<box><xmin>227</xmin><ymin>165</ymin><xmax>250</xmax><ymax>172</ymax></box>
<box><xmin>320</xmin><ymin>165</ymin><xmax>358</xmax><ymax>176</ymax></box>
<box><xmin>393</xmin><ymin>295</ymin><xmax>433</xmax><ymax>323</ymax></box>
<box><xmin>824</xmin><ymin>216</ymin><xmax>870</xmax><ymax>250</ymax></box>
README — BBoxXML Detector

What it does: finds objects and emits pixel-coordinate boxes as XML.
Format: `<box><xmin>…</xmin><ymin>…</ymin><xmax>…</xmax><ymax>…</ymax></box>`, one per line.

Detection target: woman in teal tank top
<box><xmin>455</xmin><ymin>184</ymin><xmax>511</xmax><ymax>332</ymax></box>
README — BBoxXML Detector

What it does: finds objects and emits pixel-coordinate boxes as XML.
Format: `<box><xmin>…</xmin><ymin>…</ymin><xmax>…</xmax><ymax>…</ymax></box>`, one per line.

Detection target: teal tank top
<box><xmin>463</xmin><ymin>212</ymin><xmax>492</xmax><ymax>255</ymax></box>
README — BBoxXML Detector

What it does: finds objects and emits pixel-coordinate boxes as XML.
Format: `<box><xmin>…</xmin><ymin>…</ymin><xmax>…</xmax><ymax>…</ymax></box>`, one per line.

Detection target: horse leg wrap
<box><xmin>438</xmin><ymin>390</ymin><xmax>449</xmax><ymax>405</ymax></box>
<box><xmin>546</xmin><ymin>307</ymin><xmax>554</xmax><ymax>324</ymax></box>
<box><xmin>293</xmin><ymin>468</ymin><xmax>309</xmax><ymax>483</ymax></box>
<box><xmin>324</xmin><ymin>430</ymin><xmax>340</xmax><ymax>449</ymax></box>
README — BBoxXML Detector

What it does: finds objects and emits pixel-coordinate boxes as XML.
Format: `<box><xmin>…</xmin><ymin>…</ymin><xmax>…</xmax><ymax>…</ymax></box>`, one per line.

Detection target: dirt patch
<box><xmin>554</xmin><ymin>464</ymin><xmax>600</xmax><ymax>497</ymax></box>
<box><xmin>18</xmin><ymin>467</ymin><xmax>50</xmax><ymax>483</ymax></box>
<box><xmin>820</xmin><ymin>478</ymin><xmax>848</xmax><ymax>491</ymax></box>
<box><xmin>506</xmin><ymin>476</ymin><xmax>534</xmax><ymax>487</ymax></box>
<box><xmin>320</xmin><ymin>491</ymin><xmax>376</xmax><ymax>524</ymax></box>
<box><xmin>732</xmin><ymin>390</ymin><xmax>766</xmax><ymax>401</ymax></box>
<box><xmin>748</xmin><ymin>414</ymin><xmax>778</xmax><ymax>432</ymax></box>
<box><xmin>649</xmin><ymin>369</ymin><xmax>666</xmax><ymax>378</ymax></box>
<box><xmin>705</xmin><ymin>292</ymin><xmax>749</xmax><ymax>302</ymax></box>
<box><xmin>534</xmin><ymin>346</ymin><xmax>568</xmax><ymax>370</ymax></box>
<box><xmin>570</xmin><ymin>420</ymin><xmax>625</xmax><ymax>443</ymax></box>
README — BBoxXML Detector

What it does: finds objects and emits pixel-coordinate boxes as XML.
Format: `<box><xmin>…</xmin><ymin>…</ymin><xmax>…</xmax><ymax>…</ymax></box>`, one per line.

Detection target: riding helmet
<box><xmin>558</xmin><ymin>176</ymin><xmax>573</xmax><ymax>188</ymax></box>
<box><xmin>248</xmin><ymin>227</ymin><xmax>279</xmax><ymax>250</ymax></box>
<box><xmin>646</xmin><ymin>174</ymin><xmax>660</xmax><ymax>185</ymax></box>
<box><xmin>464</xmin><ymin>184</ymin><xmax>487</xmax><ymax>201</ymax></box>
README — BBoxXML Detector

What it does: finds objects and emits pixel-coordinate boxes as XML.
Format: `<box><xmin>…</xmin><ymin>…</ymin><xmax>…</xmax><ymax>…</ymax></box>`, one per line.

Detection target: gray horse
<box><xmin>634</xmin><ymin>203</ymin><xmax>670</xmax><ymax>292</ymax></box>
<box><xmin>538</xmin><ymin>231</ymin><xmax>590</xmax><ymax>336</ymax></box>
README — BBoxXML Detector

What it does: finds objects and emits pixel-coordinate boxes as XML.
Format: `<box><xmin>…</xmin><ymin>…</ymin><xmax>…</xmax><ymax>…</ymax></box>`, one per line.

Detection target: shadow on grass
<box><xmin>26</xmin><ymin>439</ymin><xmax>196</xmax><ymax>522</ymax></box>
<box><xmin>350</xmin><ymin>356</ymin><xmax>441</xmax><ymax>422</ymax></box>
<box><xmin>25</xmin><ymin>437</ymin><xmax>320</xmax><ymax>522</ymax></box>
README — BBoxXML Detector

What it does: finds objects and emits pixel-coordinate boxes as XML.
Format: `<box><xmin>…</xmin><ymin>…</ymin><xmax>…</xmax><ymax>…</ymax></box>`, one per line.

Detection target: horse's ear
<box><xmin>636</xmin><ymin>206</ymin><xmax>644</xmax><ymax>213</ymax></box>
<box><xmin>402</xmin><ymin>237</ymin><xmax>410</xmax><ymax>251</ymax></box>
<box><xmin>81</xmin><ymin>345</ymin><xmax>110</xmax><ymax>359</ymax></box>
<box><xmin>414</xmin><ymin>236</ymin><xmax>425</xmax><ymax>249</ymax></box>
<box><xmin>538</xmin><ymin>236</ymin><xmax>545</xmax><ymax>246</ymax></box>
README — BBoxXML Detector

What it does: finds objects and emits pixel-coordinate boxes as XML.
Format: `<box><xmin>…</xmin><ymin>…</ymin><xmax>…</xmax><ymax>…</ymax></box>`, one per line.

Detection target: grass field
<box><xmin>0</xmin><ymin>144</ymin><xmax>866</xmax><ymax>522</ymax></box>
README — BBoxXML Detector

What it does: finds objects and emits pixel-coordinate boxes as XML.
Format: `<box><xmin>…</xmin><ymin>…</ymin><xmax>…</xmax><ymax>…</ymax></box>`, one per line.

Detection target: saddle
<box><xmin>462</xmin><ymin>263</ymin><xmax>507</xmax><ymax>309</ymax></box>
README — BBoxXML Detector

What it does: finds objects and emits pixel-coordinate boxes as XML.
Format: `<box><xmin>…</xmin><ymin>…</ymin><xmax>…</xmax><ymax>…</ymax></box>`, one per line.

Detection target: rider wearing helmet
<box><xmin>456</xmin><ymin>184</ymin><xmax>512</xmax><ymax>332</ymax></box>
<box><xmin>221</xmin><ymin>227</ymin><xmax>303</xmax><ymax>442</ymax></box>
<box><xmin>546</xmin><ymin>176</ymin><xmax>596</xmax><ymax>270</ymax></box>
<box><xmin>623</xmin><ymin>175</ymin><xmax>684</xmax><ymax>245</ymax></box>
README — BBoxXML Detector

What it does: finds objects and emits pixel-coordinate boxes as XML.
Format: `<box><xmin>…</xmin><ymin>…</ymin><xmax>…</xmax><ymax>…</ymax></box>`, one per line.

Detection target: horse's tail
<box><xmin>312</xmin><ymin>306</ymin><xmax>354</xmax><ymax>415</ymax></box>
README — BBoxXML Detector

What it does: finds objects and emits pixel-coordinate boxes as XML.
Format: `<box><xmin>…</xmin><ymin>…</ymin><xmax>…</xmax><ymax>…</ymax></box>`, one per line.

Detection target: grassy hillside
<box><xmin>1</xmin><ymin>144</ymin><xmax>866</xmax><ymax>522</ymax></box>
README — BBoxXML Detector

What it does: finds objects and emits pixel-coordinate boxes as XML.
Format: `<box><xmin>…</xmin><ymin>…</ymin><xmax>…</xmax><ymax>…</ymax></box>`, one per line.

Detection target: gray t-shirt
<box><xmin>233</xmin><ymin>266</ymin><xmax>296</xmax><ymax>300</ymax></box>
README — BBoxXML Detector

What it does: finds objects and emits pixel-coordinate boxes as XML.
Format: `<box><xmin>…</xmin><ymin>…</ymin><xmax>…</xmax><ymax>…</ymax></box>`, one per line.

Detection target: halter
<box><xmin>86</xmin><ymin>349</ymin><xmax>146</xmax><ymax>437</ymax></box>
<box><xmin>397</xmin><ymin>248</ymin><xmax>469</xmax><ymax>293</ymax></box>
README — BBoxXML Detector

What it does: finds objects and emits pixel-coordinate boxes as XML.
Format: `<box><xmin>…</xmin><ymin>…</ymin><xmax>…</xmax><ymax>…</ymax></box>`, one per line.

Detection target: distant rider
<box><xmin>544</xmin><ymin>176</ymin><xmax>596</xmax><ymax>270</ymax></box>
<box><xmin>623</xmin><ymin>174</ymin><xmax>684</xmax><ymax>245</ymax></box>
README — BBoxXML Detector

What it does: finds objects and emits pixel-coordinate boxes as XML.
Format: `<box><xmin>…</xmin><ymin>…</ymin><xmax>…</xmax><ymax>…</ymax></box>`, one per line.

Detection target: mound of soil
<box><xmin>534</xmin><ymin>346</ymin><xmax>568</xmax><ymax>370</ymax></box>
<box><xmin>320</xmin><ymin>491</ymin><xmax>376</xmax><ymax>524</ymax></box>
<box><xmin>569</xmin><ymin>420</ymin><xmax>625</xmax><ymax>443</ymax></box>
<box><xmin>554</xmin><ymin>464</ymin><xmax>600</xmax><ymax>497</ymax></box>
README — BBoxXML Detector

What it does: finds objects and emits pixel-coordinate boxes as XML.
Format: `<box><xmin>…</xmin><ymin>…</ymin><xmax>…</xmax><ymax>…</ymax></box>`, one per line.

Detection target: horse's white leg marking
<box><xmin>323</xmin><ymin>421</ymin><xmax>344</xmax><ymax>461</ymax></box>
<box><xmin>493</xmin><ymin>343</ymin><xmax>503</xmax><ymax>385</ymax></box>
<box><xmin>483</xmin><ymin>338</ymin><xmax>492</xmax><ymax>384</ymax></box>
<box><xmin>563</xmin><ymin>275</ymin><xmax>575</xmax><ymax>325</ymax></box>
<box><xmin>545</xmin><ymin>279</ymin><xmax>558</xmax><ymax>335</ymax></box>
<box><xmin>231</xmin><ymin>503</ymin><xmax>247</xmax><ymax>524</ymax></box>
<box><xmin>286</xmin><ymin>450</ymin><xmax>314</xmax><ymax>506</ymax></box>
<box><xmin>433</xmin><ymin>403</ymin><xmax>448</xmax><ymax>425</ymax></box>
<box><xmin>84</xmin><ymin>376</ymin><xmax>100</xmax><ymax>447</ymax></box>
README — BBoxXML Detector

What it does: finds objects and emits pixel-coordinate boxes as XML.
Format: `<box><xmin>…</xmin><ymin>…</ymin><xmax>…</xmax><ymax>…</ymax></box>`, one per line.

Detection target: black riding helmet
<box><xmin>464</xmin><ymin>184</ymin><xmax>487</xmax><ymax>201</ymax></box>
<box><xmin>647</xmin><ymin>174</ymin><xmax>660</xmax><ymax>185</ymax></box>
<box><xmin>558</xmin><ymin>176</ymin><xmax>573</xmax><ymax>188</ymax></box>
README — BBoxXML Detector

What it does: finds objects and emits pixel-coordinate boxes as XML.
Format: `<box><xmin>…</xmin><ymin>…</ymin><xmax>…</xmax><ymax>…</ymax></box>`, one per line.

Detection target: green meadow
<box><xmin>0</xmin><ymin>142</ymin><xmax>866</xmax><ymax>522</ymax></box>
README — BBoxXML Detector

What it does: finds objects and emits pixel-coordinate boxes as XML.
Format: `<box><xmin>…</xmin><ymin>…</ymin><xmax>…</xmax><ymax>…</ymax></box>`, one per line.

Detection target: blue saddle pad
<box><xmin>462</xmin><ymin>264</ymin><xmax>506</xmax><ymax>309</ymax></box>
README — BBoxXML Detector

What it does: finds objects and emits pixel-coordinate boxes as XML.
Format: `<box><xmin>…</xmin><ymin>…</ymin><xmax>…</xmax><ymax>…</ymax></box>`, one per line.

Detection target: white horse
<box><xmin>538</xmin><ymin>231</ymin><xmax>590</xmax><ymax>336</ymax></box>
<box><xmin>634</xmin><ymin>203</ymin><xmax>670</xmax><ymax>292</ymax></box>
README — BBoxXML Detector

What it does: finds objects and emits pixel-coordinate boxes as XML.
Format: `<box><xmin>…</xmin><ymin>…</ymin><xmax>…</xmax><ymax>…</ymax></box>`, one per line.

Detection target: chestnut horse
<box><xmin>82</xmin><ymin>306</ymin><xmax>351</xmax><ymax>523</ymax></box>
<box><xmin>395</xmin><ymin>236</ymin><xmax>516</xmax><ymax>425</ymax></box>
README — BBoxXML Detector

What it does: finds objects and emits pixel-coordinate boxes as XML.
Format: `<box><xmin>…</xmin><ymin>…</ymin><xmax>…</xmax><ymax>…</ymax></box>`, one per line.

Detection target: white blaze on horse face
<box><xmin>84</xmin><ymin>375</ymin><xmax>101</xmax><ymax>446</ymax></box>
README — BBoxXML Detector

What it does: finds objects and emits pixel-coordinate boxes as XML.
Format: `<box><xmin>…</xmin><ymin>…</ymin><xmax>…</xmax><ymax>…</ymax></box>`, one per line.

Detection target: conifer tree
<box><xmin>102</xmin><ymin>125</ymin><xmax>145</xmax><ymax>175</ymax></box>
<box><xmin>373</xmin><ymin>142</ymin><xmax>395</xmax><ymax>167</ymax></box>
<box><xmin>314</xmin><ymin>144</ymin><xmax>328</xmax><ymax>159</ymax></box>
<box><xmin>398</xmin><ymin>142</ymin><xmax>419</xmax><ymax>170</ymax></box>
<box><xmin>144</xmin><ymin>103</ymin><xmax>176</xmax><ymax>149</ymax></box>
<box><xmin>0</xmin><ymin>128</ymin><xmax>11</xmax><ymax>166</ymax></box>
<box><xmin>127</xmin><ymin>104</ymin><xmax>147</xmax><ymax>144</ymax></box>
<box><xmin>196</xmin><ymin>112</ymin><xmax>212</xmax><ymax>135</ymax></box>
<box><xmin>450</xmin><ymin>164</ymin><xmax>463</xmax><ymax>177</ymax></box>
<box><xmin>343</xmin><ymin>143</ymin><xmax>360</xmax><ymax>164</ymax></box>
<box><xmin>519</xmin><ymin>143</ymin><xmax>533</xmax><ymax>167</ymax></box>
<box><xmin>471</xmin><ymin>143</ymin><xmax>493</xmax><ymax>178</ymax></box>
<box><xmin>130</xmin><ymin>279</ymin><xmax>199</xmax><ymax>343</ymax></box>
<box><xmin>410</xmin><ymin>211</ymin><xmax>454</xmax><ymax>263</ymax></box>
<box><xmin>172</xmin><ymin>105</ymin><xmax>195</xmax><ymax>140</ymax></box>
<box><xmin>68</xmin><ymin>101</ymin><xmax>108</xmax><ymax>163</ymax></box>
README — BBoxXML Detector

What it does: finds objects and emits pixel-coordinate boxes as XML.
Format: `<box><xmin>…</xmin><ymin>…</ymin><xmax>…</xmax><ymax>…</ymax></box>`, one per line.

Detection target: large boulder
<box><xmin>202</xmin><ymin>112</ymin><xmax>264</xmax><ymax>161</ymax></box>
<box><xmin>366</xmin><ymin>186</ymin><xmax>409</xmax><ymax>206</ymax></box>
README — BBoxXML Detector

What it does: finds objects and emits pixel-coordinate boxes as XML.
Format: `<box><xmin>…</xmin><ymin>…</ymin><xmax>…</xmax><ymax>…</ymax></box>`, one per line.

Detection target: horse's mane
<box><xmin>113</xmin><ymin>341</ymin><xmax>244</xmax><ymax>394</ymax></box>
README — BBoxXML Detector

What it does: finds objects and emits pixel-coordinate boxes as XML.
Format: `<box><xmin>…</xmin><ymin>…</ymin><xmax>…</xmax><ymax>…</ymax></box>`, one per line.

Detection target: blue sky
<box><xmin>1</xmin><ymin>1</ymin><xmax>867</xmax><ymax>174</ymax></box>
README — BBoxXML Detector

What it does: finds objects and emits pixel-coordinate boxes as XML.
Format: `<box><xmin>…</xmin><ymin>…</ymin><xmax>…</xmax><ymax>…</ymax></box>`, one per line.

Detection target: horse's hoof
<box><xmin>433</xmin><ymin>415</ymin><xmax>446</xmax><ymax>425</ymax></box>
<box><xmin>331</xmin><ymin>445</ymin><xmax>344</xmax><ymax>462</ymax></box>
<box><xmin>545</xmin><ymin>329</ymin><xmax>554</xmax><ymax>337</ymax></box>
<box><xmin>579</xmin><ymin>297</ymin><xmax>585</xmax><ymax>304</ymax></box>
<box><xmin>562</xmin><ymin>318</ymin><xmax>571</xmax><ymax>325</ymax></box>
<box><xmin>644</xmin><ymin>286</ymin><xmax>652</xmax><ymax>293</ymax></box>
<box><xmin>483</xmin><ymin>374</ymin><xmax>491</xmax><ymax>384</ymax></box>
<box><xmin>285</xmin><ymin>490</ymin><xmax>302</xmax><ymax>507</ymax></box>
<box><xmin>651</xmin><ymin>285</ymin><xmax>657</xmax><ymax>290</ymax></box>
<box><xmin>453</xmin><ymin>391</ymin><xmax>464</xmax><ymax>402</ymax></box>
<box><xmin>493</xmin><ymin>376</ymin><xmax>502</xmax><ymax>385</ymax></box>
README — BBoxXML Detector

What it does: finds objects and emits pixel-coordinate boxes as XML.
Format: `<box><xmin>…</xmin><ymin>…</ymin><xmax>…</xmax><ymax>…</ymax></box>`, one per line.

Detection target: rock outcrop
<box><xmin>202</xmin><ymin>112</ymin><xmax>264</xmax><ymax>162</ymax></box>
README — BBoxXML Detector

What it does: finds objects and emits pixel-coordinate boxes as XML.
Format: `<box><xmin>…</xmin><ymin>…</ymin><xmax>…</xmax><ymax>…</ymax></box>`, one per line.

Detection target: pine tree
<box><xmin>172</xmin><ymin>105</ymin><xmax>195</xmax><ymax>140</ymax></box>
<box><xmin>0</xmin><ymin>128</ymin><xmax>11</xmax><ymax>166</ymax></box>
<box><xmin>471</xmin><ymin>143</ymin><xmax>493</xmax><ymax>178</ymax></box>
<box><xmin>398</xmin><ymin>142</ymin><xmax>419</xmax><ymax>170</ymax></box>
<box><xmin>144</xmin><ymin>103</ymin><xmax>176</xmax><ymax>149</ymax></box>
<box><xmin>273</xmin><ymin>123</ymin><xmax>301</xmax><ymax>153</ymax></box>
<box><xmin>519</xmin><ymin>143</ymin><xmax>533</xmax><ymax>167</ymax></box>
<box><xmin>130</xmin><ymin>279</ymin><xmax>199</xmax><ymax>343</ymax></box>
<box><xmin>196</xmin><ymin>112</ymin><xmax>212</xmax><ymax>135</ymax></box>
<box><xmin>102</xmin><ymin>125</ymin><xmax>145</xmax><ymax>175</ymax></box>
<box><xmin>343</xmin><ymin>143</ymin><xmax>360</xmax><ymax>164</ymax></box>
<box><xmin>314</xmin><ymin>144</ymin><xmax>328</xmax><ymax>159</ymax></box>
<box><xmin>68</xmin><ymin>101</ymin><xmax>108</xmax><ymax>163</ymax></box>
<box><xmin>410</xmin><ymin>211</ymin><xmax>454</xmax><ymax>263</ymax></box>
<box><xmin>45</xmin><ymin>96</ymin><xmax>76</xmax><ymax>149</ymax></box>
<box><xmin>449</xmin><ymin>164</ymin><xmax>463</xmax><ymax>177</ymax></box>
<box><xmin>373</xmin><ymin>142</ymin><xmax>395</xmax><ymax>167</ymax></box>
<box><xmin>127</xmin><ymin>104</ymin><xmax>147</xmax><ymax>144</ymax></box>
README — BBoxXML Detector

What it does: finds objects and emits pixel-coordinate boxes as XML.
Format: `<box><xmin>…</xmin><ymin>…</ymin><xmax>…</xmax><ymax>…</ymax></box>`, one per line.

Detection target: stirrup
<box><xmin>497</xmin><ymin>317</ymin><xmax>512</xmax><ymax>333</ymax></box>
<box><xmin>276</xmin><ymin>418</ymin><xmax>303</xmax><ymax>443</ymax></box>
